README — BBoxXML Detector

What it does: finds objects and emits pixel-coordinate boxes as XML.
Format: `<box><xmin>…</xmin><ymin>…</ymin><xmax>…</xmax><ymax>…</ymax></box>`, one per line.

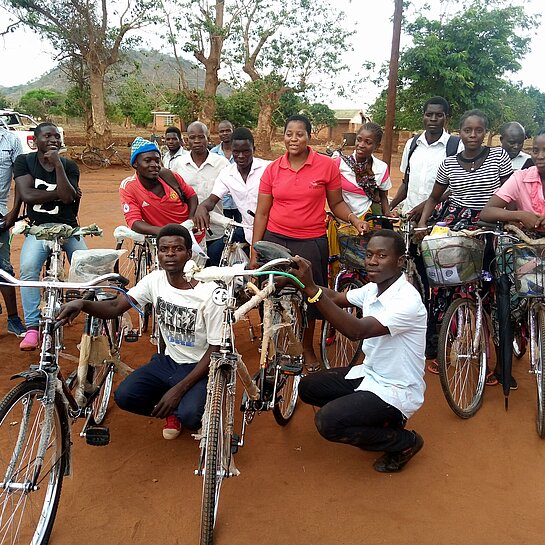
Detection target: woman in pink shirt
<box><xmin>481</xmin><ymin>128</ymin><xmax>545</xmax><ymax>228</ymax></box>
<box><xmin>252</xmin><ymin>115</ymin><xmax>367</xmax><ymax>371</ymax></box>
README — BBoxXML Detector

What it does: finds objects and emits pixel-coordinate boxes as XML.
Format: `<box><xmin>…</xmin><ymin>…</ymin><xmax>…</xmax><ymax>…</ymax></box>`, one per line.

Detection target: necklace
<box><xmin>457</xmin><ymin>147</ymin><xmax>488</xmax><ymax>172</ymax></box>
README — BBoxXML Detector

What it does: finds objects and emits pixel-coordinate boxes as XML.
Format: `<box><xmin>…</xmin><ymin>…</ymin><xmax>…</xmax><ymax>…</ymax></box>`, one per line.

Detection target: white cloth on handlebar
<box><xmin>113</xmin><ymin>225</ymin><xmax>146</xmax><ymax>243</ymax></box>
<box><xmin>13</xmin><ymin>221</ymin><xmax>103</xmax><ymax>239</ymax></box>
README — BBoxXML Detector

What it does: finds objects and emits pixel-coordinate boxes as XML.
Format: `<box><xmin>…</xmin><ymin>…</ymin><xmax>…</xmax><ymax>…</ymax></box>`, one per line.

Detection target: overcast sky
<box><xmin>0</xmin><ymin>0</ymin><xmax>542</xmax><ymax>110</ymax></box>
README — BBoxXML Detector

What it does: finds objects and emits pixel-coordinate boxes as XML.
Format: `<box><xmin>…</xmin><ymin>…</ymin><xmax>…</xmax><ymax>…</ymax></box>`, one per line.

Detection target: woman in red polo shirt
<box><xmin>252</xmin><ymin>114</ymin><xmax>367</xmax><ymax>371</ymax></box>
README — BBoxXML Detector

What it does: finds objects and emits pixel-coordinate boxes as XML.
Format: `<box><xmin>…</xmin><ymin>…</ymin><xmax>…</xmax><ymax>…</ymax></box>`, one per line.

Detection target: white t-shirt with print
<box><xmin>128</xmin><ymin>270</ymin><xmax>224</xmax><ymax>364</ymax></box>
<box><xmin>345</xmin><ymin>274</ymin><xmax>427</xmax><ymax>418</ymax></box>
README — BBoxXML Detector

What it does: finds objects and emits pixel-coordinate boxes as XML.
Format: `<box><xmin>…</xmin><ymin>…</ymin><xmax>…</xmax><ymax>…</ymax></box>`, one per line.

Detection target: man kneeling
<box><xmin>58</xmin><ymin>224</ymin><xmax>223</xmax><ymax>440</ymax></box>
<box><xmin>291</xmin><ymin>230</ymin><xmax>426</xmax><ymax>472</ymax></box>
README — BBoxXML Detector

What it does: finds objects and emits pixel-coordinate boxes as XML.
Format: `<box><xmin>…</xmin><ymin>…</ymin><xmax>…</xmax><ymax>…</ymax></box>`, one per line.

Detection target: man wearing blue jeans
<box><xmin>291</xmin><ymin>230</ymin><xmax>427</xmax><ymax>473</ymax></box>
<box><xmin>58</xmin><ymin>224</ymin><xmax>224</xmax><ymax>440</ymax></box>
<box><xmin>0</xmin><ymin>126</ymin><xmax>26</xmax><ymax>337</ymax></box>
<box><xmin>14</xmin><ymin>122</ymin><xmax>84</xmax><ymax>350</ymax></box>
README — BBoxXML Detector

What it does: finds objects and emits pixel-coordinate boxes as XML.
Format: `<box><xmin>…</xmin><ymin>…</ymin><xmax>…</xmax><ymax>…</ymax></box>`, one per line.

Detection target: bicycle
<box><xmin>0</xmin><ymin>224</ymin><xmax>131</xmax><ymax>545</ymax></box>
<box><xmin>191</xmin><ymin>241</ymin><xmax>305</xmax><ymax>545</ymax></box>
<box><xmin>321</xmin><ymin>213</ymin><xmax>426</xmax><ymax>369</ymax></box>
<box><xmin>81</xmin><ymin>143</ymin><xmax>131</xmax><ymax>170</ymax></box>
<box><xmin>421</xmin><ymin>227</ymin><xmax>499</xmax><ymax>418</ymax></box>
<box><xmin>114</xmin><ymin>225</ymin><xmax>159</xmax><ymax>344</ymax></box>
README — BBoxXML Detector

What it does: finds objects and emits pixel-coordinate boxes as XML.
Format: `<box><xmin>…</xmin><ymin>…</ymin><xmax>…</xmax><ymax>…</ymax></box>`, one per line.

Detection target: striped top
<box><xmin>435</xmin><ymin>147</ymin><xmax>513</xmax><ymax>210</ymax></box>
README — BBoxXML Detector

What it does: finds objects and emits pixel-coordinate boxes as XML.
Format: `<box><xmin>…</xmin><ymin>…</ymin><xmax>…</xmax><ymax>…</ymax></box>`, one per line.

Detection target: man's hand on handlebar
<box><xmin>352</xmin><ymin>218</ymin><xmax>370</xmax><ymax>235</ymax></box>
<box><xmin>193</xmin><ymin>205</ymin><xmax>211</xmax><ymax>232</ymax></box>
<box><xmin>407</xmin><ymin>202</ymin><xmax>426</xmax><ymax>222</ymax></box>
<box><xmin>57</xmin><ymin>300</ymin><xmax>85</xmax><ymax>326</ymax></box>
<box><xmin>289</xmin><ymin>256</ymin><xmax>318</xmax><ymax>297</ymax></box>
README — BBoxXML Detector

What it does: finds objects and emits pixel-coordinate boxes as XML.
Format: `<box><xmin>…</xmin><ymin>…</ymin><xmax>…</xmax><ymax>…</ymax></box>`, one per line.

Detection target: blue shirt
<box><xmin>0</xmin><ymin>129</ymin><xmax>23</xmax><ymax>215</ymax></box>
<box><xmin>210</xmin><ymin>143</ymin><xmax>236</xmax><ymax>209</ymax></box>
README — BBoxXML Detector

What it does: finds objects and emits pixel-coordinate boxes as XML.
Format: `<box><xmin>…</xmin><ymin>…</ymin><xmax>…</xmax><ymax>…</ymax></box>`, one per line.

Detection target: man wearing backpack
<box><xmin>390</xmin><ymin>97</ymin><xmax>462</xmax><ymax>220</ymax></box>
<box><xmin>120</xmin><ymin>137</ymin><xmax>198</xmax><ymax>236</ymax></box>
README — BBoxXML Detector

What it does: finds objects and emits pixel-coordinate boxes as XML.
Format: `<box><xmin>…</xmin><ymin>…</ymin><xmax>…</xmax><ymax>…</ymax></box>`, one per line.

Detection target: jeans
<box><xmin>114</xmin><ymin>353</ymin><xmax>207</xmax><ymax>431</ymax></box>
<box><xmin>298</xmin><ymin>367</ymin><xmax>415</xmax><ymax>453</ymax></box>
<box><xmin>206</xmin><ymin>227</ymin><xmax>246</xmax><ymax>267</ymax></box>
<box><xmin>20</xmin><ymin>233</ymin><xmax>87</xmax><ymax>327</ymax></box>
<box><xmin>0</xmin><ymin>229</ymin><xmax>14</xmax><ymax>275</ymax></box>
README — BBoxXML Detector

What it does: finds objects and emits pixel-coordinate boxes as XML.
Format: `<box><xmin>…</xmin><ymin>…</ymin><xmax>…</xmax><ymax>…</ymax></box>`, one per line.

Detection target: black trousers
<box><xmin>299</xmin><ymin>367</ymin><xmax>415</xmax><ymax>453</ymax></box>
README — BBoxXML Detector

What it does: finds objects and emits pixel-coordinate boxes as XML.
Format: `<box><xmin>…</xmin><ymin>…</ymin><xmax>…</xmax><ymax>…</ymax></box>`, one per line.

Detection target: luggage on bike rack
<box><xmin>511</xmin><ymin>243</ymin><xmax>545</xmax><ymax>297</ymax></box>
<box><xmin>421</xmin><ymin>234</ymin><xmax>484</xmax><ymax>286</ymax></box>
<box><xmin>336</xmin><ymin>224</ymin><xmax>368</xmax><ymax>270</ymax></box>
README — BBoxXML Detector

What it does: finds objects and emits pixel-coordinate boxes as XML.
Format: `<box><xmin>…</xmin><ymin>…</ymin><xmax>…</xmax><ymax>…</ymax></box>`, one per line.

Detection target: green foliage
<box><xmin>272</xmin><ymin>91</ymin><xmax>307</xmax><ymax>128</ymax></box>
<box><xmin>63</xmin><ymin>85</ymin><xmax>89</xmax><ymax>118</ymax></box>
<box><xmin>302</xmin><ymin>103</ymin><xmax>337</xmax><ymax>136</ymax></box>
<box><xmin>0</xmin><ymin>92</ymin><xmax>10</xmax><ymax>109</ymax></box>
<box><xmin>215</xmin><ymin>86</ymin><xmax>260</xmax><ymax>128</ymax></box>
<box><xmin>369</xmin><ymin>1</ymin><xmax>537</xmax><ymax>131</ymax></box>
<box><xmin>117</xmin><ymin>77</ymin><xmax>154</xmax><ymax>126</ymax></box>
<box><xmin>18</xmin><ymin>89</ymin><xmax>65</xmax><ymax>119</ymax></box>
<box><xmin>166</xmin><ymin>89</ymin><xmax>205</xmax><ymax>125</ymax></box>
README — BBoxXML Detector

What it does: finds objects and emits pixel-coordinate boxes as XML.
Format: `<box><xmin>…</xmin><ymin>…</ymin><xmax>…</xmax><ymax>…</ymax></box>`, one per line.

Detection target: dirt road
<box><xmin>0</xmin><ymin>163</ymin><xmax>544</xmax><ymax>545</ymax></box>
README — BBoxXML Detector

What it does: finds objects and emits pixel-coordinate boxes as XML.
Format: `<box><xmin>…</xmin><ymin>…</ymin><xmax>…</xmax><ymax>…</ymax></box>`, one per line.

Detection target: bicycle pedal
<box><xmin>279</xmin><ymin>361</ymin><xmax>303</xmax><ymax>375</ymax></box>
<box><xmin>124</xmin><ymin>330</ymin><xmax>139</xmax><ymax>343</ymax></box>
<box><xmin>231</xmin><ymin>433</ymin><xmax>240</xmax><ymax>454</ymax></box>
<box><xmin>85</xmin><ymin>426</ymin><xmax>110</xmax><ymax>446</ymax></box>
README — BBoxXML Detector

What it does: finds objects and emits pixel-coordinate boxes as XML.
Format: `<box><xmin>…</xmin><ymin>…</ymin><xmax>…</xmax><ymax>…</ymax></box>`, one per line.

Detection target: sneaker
<box><xmin>19</xmin><ymin>329</ymin><xmax>39</xmax><ymax>351</ymax></box>
<box><xmin>7</xmin><ymin>316</ymin><xmax>26</xmax><ymax>338</ymax></box>
<box><xmin>373</xmin><ymin>431</ymin><xmax>424</xmax><ymax>473</ymax></box>
<box><xmin>162</xmin><ymin>415</ymin><xmax>182</xmax><ymax>440</ymax></box>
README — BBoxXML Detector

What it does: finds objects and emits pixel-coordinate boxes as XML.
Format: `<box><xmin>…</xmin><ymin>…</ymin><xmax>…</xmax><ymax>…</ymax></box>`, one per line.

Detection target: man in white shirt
<box><xmin>194</xmin><ymin>127</ymin><xmax>270</xmax><ymax>245</ymax></box>
<box><xmin>292</xmin><ymin>230</ymin><xmax>427</xmax><ymax>473</ymax></box>
<box><xmin>58</xmin><ymin>224</ymin><xmax>224</xmax><ymax>440</ymax></box>
<box><xmin>171</xmin><ymin>121</ymin><xmax>229</xmax><ymax>265</ymax></box>
<box><xmin>162</xmin><ymin>126</ymin><xmax>187</xmax><ymax>171</ymax></box>
<box><xmin>390</xmin><ymin>96</ymin><xmax>462</xmax><ymax>220</ymax></box>
<box><xmin>500</xmin><ymin>121</ymin><xmax>532</xmax><ymax>170</ymax></box>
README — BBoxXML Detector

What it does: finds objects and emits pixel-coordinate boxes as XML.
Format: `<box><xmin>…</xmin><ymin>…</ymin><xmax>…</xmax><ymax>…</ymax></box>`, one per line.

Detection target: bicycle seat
<box><xmin>253</xmin><ymin>241</ymin><xmax>293</xmax><ymax>262</ymax></box>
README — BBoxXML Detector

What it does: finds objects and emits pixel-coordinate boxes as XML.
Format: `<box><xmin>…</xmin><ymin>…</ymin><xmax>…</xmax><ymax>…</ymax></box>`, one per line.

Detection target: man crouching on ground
<box><xmin>58</xmin><ymin>224</ymin><xmax>224</xmax><ymax>440</ymax></box>
<box><xmin>290</xmin><ymin>229</ymin><xmax>427</xmax><ymax>472</ymax></box>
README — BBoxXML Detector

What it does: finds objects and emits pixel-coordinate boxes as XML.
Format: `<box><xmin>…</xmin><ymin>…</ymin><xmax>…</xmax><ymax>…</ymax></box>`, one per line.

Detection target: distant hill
<box><xmin>0</xmin><ymin>49</ymin><xmax>232</xmax><ymax>101</ymax></box>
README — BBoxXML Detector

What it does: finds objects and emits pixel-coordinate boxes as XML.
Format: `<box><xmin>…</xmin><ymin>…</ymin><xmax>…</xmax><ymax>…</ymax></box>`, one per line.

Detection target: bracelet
<box><xmin>347</xmin><ymin>212</ymin><xmax>356</xmax><ymax>223</ymax></box>
<box><xmin>307</xmin><ymin>287</ymin><xmax>323</xmax><ymax>304</ymax></box>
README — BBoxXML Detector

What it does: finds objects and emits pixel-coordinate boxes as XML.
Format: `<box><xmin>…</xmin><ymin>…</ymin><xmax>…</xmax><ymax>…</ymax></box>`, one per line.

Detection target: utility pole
<box><xmin>382</xmin><ymin>0</ymin><xmax>403</xmax><ymax>166</ymax></box>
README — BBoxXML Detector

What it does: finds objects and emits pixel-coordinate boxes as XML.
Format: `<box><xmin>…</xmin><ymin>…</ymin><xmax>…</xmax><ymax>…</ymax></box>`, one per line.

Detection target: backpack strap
<box><xmin>403</xmin><ymin>133</ymin><xmax>421</xmax><ymax>185</ymax></box>
<box><xmin>446</xmin><ymin>135</ymin><xmax>461</xmax><ymax>157</ymax></box>
<box><xmin>158</xmin><ymin>167</ymin><xmax>187</xmax><ymax>204</ymax></box>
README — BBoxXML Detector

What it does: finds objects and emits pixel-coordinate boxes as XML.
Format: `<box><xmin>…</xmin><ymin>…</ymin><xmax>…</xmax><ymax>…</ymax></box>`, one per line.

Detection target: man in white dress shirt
<box><xmin>499</xmin><ymin>122</ymin><xmax>532</xmax><ymax>170</ymax></box>
<box><xmin>292</xmin><ymin>230</ymin><xmax>427</xmax><ymax>473</ymax></box>
<box><xmin>162</xmin><ymin>126</ymin><xmax>187</xmax><ymax>171</ymax></box>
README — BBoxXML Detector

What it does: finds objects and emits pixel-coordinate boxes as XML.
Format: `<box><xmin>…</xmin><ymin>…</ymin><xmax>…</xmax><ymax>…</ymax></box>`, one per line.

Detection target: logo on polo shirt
<box><xmin>123</xmin><ymin>203</ymin><xmax>130</xmax><ymax>213</ymax></box>
<box><xmin>169</xmin><ymin>191</ymin><xmax>178</xmax><ymax>201</ymax></box>
<box><xmin>309</xmin><ymin>179</ymin><xmax>326</xmax><ymax>189</ymax></box>
<box><xmin>142</xmin><ymin>200</ymin><xmax>150</xmax><ymax>207</ymax></box>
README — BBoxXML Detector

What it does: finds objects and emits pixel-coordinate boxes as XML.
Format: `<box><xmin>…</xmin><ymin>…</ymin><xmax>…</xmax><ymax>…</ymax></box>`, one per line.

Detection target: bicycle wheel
<box><xmin>81</xmin><ymin>150</ymin><xmax>103</xmax><ymax>169</ymax></box>
<box><xmin>272</xmin><ymin>292</ymin><xmax>304</xmax><ymax>425</ymax></box>
<box><xmin>88</xmin><ymin>317</ymin><xmax>119</xmax><ymax>425</ymax></box>
<box><xmin>406</xmin><ymin>266</ymin><xmax>426</xmax><ymax>302</ymax></box>
<box><xmin>135</xmin><ymin>246</ymin><xmax>151</xmax><ymax>333</ymax></box>
<box><xmin>114</xmin><ymin>239</ymin><xmax>138</xmax><ymax>286</ymax></box>
<box><xmin>320</xmin><ymin>278</ymin><xmax>363</xmax><ymax>369</ymax></box>
<box><xmin>437</xmin><ymin>298</ymin><xmax>487</xmax><ymax>418</ymax></box>
<box><xmin>200</xmin><ymin>367</ymin><xmax>231</xmax><ymax>545</ymax></box>
<box><xmin>0</xmin><ymin>379</ymin><xmax>67</xmax><ymax>545</ymax></box>
<box><xmin>535</xmin><ymin>308</ymin><xmax>545</xmax><ymax>437</ymax></box>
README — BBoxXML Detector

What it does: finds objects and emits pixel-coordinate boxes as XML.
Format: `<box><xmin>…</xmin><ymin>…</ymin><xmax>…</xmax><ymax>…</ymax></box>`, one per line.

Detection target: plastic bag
<box><xmin>69</xmin><ymin>249</ymin><xmax>126</xmax><ymax>282</ymax></box>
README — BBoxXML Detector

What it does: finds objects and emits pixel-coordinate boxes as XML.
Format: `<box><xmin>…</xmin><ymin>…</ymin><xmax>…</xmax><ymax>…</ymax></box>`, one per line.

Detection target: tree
<box><xmin>303</xmin><ymin>103</ymin><xmax>337</xmax><ymax>137</ymax></box>
<box><xmin>117</xmin><ymin>77</ymin><xmax>154</xmax><ymax>127</ymax></box>
<box><xmin>215</xmin><ymin>84</ymin><xmax>259</xmax><ymax>128</ymax></box>
<box><xmin>166</xmin><ymin>89</ymin><xmax>206</xmax><ymax>126</ymax></box>
<box><xmin>369</xmin><ymin>1</ymin><xmax>536</xmax><ymax>131</ymax></box>
<box><xmin>1</xmin><ymin>0</ymin><xmax>158</xmax><ymax>146</ymax></box>
<box><xmin>18</xmin><ymin>89</ymin><xmax>65</xmax><ymax>119</ymax></box>
<box><xmin>0</xmin><ymin>92</ymin><xmax>10</xmax><ymax>109</ymax></box>
<box><xmin>232</xmin><ymin>0</ymin><xmax>350</xmax><ymax>152</ymax></box>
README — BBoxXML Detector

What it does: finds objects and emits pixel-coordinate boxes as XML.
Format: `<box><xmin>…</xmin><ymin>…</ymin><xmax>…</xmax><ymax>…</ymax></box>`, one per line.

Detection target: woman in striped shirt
<box><xmin>417</xmin><ymin>109</ymin><xmax>513</xmax><ymax>231</ymax></box>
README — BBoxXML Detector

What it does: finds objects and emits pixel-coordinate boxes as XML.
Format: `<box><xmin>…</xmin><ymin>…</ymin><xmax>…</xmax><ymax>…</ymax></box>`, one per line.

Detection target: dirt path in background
<box><xmin>0</xmin><ymin>160</ymin><xmax>544</xmax><ymax>545</ymax></box>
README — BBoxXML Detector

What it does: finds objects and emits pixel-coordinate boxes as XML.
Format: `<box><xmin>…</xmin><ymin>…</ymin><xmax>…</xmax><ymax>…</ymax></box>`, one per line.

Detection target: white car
<box><xmin>0</xmin><ymin>110</ymin><xmax>66</xmax><ymax>153</ymax></box>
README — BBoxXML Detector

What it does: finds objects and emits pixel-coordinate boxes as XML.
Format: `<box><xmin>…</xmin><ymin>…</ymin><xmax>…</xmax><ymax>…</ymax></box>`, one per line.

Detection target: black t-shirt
<box><xmin>13</xmin><ymin>153</ymin><xmax>80</xmax><ymax>227</ymax></box>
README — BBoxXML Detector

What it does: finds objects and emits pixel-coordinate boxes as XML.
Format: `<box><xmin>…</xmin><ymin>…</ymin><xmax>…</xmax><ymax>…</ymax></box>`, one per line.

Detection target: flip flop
<box><xmin>486</xmin><ymin>372</ymin><xmax>499</xmax><ymax>386</ymax></box>
<box><xmin>426</xmin><ymin>360</ymin><xmax>440</xmax><ymax>375</ymax></box>
<box><xmin>304</xmin><ymin>361</ymin><xmax>322</xmax><ymax>374</ymax></box>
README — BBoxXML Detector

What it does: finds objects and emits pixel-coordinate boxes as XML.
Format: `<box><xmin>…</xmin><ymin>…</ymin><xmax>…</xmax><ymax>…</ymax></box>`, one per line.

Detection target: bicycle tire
<box><xmin>320</xmin><ymin>277</ymin><xmax>364</xmax><ymax>369</ymax></box>
<box><xmin>0</xmin><ymin>379</ymin><xmax>67</xmax><ymax>545</ymax></box>
<box><xmin>135</xmin><ymin>246</ymin><xmax>151</xmax><ymax>333</ymax></box>
<box><xmin>272</xmin><ymin>292</ymin><xmax>304</xmax><ymax>425</ymax></box>
<box><xmin>88</xmin><ymin>317</ymin><xmax>119</xmax><ymax>425</ymax></box>
<box><xmin>406</xmin><ymin>267</ymin><xmax>426</xmax><ymax>303</ymax></box>
<box><xmin>200</xmin><ymin>367</ymin><xmax>230</xmax><ymax>545</ymax></box>
<box><xmin>535</xmin><ymin>308</ymin><xmax>545</xmax><ymax>437</ymax></box>
<box><xmin>81</xmin><ymin>150</ymin><xmax>103</xmax><ymax>170</ymax></box>
<box><xmin>114</xmin><ymin>240</ymin><xmax>138</xmax><ymax>286</ymax></box>
<box><xmin>437</xmin><ymin>298</ymin><xmax>487</xmax><ymax>418</ymax></box>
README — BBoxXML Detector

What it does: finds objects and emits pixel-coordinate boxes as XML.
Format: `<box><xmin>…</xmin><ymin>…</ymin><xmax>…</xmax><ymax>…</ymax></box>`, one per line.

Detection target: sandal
<box><xmin>426</xmin><ymin>360</ymin><xmax>440</xmax><ymax>375</ymax></box>
<box><xmin>486</xmin><ymin>372</ymin><xmax>499</xmax><ymax>386</ymax></box>
<box><xmin>304</xmin><ymin>361</ymin><xmax>322</xmax><ymax>374</ymax></box>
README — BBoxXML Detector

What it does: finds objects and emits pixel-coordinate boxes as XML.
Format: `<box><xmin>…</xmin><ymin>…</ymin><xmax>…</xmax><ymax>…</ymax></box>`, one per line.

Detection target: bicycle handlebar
<box><xmin>0</xmin><ymin>269</ymin><xmax>129</xmax><ymax>291</ymax></box>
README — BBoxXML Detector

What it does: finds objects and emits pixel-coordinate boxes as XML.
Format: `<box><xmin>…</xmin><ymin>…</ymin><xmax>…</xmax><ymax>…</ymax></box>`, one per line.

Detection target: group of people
<box><xmin>1</xmin><ymin>95</ymin><xmax>544</xmax><ymax>473</ymax></box>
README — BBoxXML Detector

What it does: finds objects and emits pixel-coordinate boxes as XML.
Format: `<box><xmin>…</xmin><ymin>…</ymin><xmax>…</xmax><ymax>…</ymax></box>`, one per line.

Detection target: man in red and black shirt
<box><xmin>120</xmin><ymin>137</ymin><xmax>198</xmax><ymax>236</ymax></box>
